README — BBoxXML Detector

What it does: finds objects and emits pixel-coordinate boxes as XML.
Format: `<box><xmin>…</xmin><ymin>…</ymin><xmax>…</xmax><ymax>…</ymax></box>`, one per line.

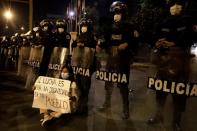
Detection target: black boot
<box><xmin>122</xmin><ymin>97</ymin><xmax>130</xmax><ymax>120</ymax></box>
<box><xmin>98</xmin><ymin>100</ymin><xmax>111</xmax><ymax>111</ymax></box>
<box><xmin>173</xmin><ymin>112</ymin><xmax>183</xmax><ymax>131</ymax></box>
<box><xmin>98</xmin><ymin>84</ymin><xmax>113</xmax><ymax>111</ymax></box>
<box><xmin>148</xmin><ymin>93</ymin><xmax>165</xmax><ymax>125</ymax></box>
<box><xmin>147</xmin><ymin>111</ymin><xmax>163</xmax><ymax>124</ymax></box>
<box><xmin>122</xmin><ymin>109</ymin><xmax>130</xmax><ymax>120</ymax></box>
<box><xmin>173</xmin><ymin>123</ymin><xmax>183</xmax><ymax>131</ymax></box>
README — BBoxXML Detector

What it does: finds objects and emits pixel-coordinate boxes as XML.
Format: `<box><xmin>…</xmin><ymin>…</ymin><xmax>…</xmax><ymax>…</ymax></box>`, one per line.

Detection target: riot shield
<box><xmin>154</xmin><ymin>47</ymin><xmax>190</xmax><ymax>81</ymax></box>
<box><xmin>82</xmin><ymin>47</ymin><xmax>95</xmax><ymax>68</ymax></box>
<box><xmin>17</xmin><ymin>46</ymin><xmax>31</xmax><ymax>80</ymax></box>
<box><xmin>71</xmin><ymin>47</ymin><xmax>83</xmax><ymax>67</ymax></box>
<box><xmin>13</xmin><ymin>45</ymin><xmax>19</xmax><ymax>69</ymax></box>
<box><xmin>47</xmin><ymin>47</ymin><xmax>69</xmax><ymax>78</ymax></box>
<box><xmin>5</xmin><ymin>45</ymin><xmax>15</xmax><ymax>70</ymax></box>
<box><xmin>0</xmin><ymin>46</ymin><xmax>7</xmax><ymax>68</ymax></box>
<box><xmin>25</xmin><ymin>45</ymin><xmax>44</xmax><ymax>89</ymax></box>
<box><xmin>96</xmin><ymin>46</ymin><xmax>130</xmax><ymax>84</ymax></box>
<box><xmin>148</xmin><ymin>46</ymin><xmax>197</xmax><ymax>98</ymax></box>
<box><xmin>71</xmin><ymin>46</ymin><xmax>95</xmax><ymax>77</ymax></box>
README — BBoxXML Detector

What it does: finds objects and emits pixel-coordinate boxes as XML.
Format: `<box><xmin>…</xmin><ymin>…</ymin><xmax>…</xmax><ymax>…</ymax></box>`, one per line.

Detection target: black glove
<box><xmin>69</xmin><ymin>96</ymin><xmax>77</xmax><ymax>102</ymax></box>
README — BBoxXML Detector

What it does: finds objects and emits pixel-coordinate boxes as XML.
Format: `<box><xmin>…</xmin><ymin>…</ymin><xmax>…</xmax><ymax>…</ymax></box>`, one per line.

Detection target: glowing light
<box><xmin>190</xmin><ymin>43</ymin><xmax>197</xmax><ymax>56</ymax></box>
<box><xmin>69</xmin><ymin>11</ymin><xmax>75</xmax><ymax>17</ymax></box>
<box><xmin>21</xmin><ymin>26</ymin><xmax>25</xmax><ymax>31</ymax></box>
<box><xmin>3</xmin><ymin>9</ymin><xmax>13</xmax><ymax>20</ymax></box>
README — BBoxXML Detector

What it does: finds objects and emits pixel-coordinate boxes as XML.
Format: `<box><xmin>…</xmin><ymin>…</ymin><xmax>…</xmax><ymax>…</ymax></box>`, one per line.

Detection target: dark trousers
<box><xmin>76</xmin><ymin>75</ymin><xmax>91</xmax><ymax>113</ymax></box>
<box><xmin>104</xmin><ymin>82</ymin><xmax>129</xmax><ymax>114</ymax></box>
<box><xmin>155</xmin><ymin>91</ymin><xmax>187</xmax><ymax>124</ymax></box>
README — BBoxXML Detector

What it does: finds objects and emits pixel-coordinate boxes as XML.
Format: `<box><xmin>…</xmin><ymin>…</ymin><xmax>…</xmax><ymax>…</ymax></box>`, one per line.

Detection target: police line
<box><xmin>148</xmin><ymin>77</ymin><xmax>197</xmax><ymax>97</ymax></box>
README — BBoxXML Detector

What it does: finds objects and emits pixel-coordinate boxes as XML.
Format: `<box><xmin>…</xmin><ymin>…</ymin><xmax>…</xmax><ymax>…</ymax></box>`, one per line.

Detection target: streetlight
<box><xmin>20</xmin><ymin>26</ymin><xmax>25</xmax><ymax>31</ymax></box>
<box><xmin>3</xmin><ymin>8</ymin><xmax>13</xmax><ymax>35</ymax></box>
<box><xmin>68</xmin><ymin>11</ymin><xmax>75</xmax><ymax>31</ymax></box>
<box><xmin>69</xmin><ymin>11</ymin><xmax>75</xmax><ymax>17</ymax></box>
<box><xmin>9</xmin><ymin>0</ymin><xmax>33</xmax><ymax>30</ymax></box>
<box><xmin>3</xmin><ymin>9</ymin><xmax>13</xmax><ymax>20</ymax></box>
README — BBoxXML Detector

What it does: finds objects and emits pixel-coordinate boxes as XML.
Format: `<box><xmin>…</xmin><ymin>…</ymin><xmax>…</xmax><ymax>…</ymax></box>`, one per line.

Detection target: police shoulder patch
<box><xmin>161</xmin><ymin>28</ymin><xmax>170</xmax><ymax>32</ymax></box>
<box><xmin>111</xmin><ymin>34</ymin><xmax>122</xmax><ymax>40</ymax></box>
<box><xmin>66</xmin><ymin>35</ymin><xmax>71</xmax><ymax>40</ymax></box>
<box><xmin>177</xmin><ymin>26</ymin><xmax>186</xmax><ymax>31</ymax></box>
<box><xmin>193</xmin><ymin>25</ymin><xmax>197</xmax><ymax>32</ymax></box>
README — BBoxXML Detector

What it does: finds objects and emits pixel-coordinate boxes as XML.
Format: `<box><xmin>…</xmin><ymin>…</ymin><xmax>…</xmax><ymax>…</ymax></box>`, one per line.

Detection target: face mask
<box><xmin>81</xmin><ymin>26</ymin><xmax>87</xmax><ymax>33</ymax></box>
<box><xmin>114</xmin><ymin>14</ymin><xmax>122</xmax><ymax>22</ymax></box>
<box><xmin>36</xmin><ymin>33</ymin><xmax>39</xmax><ymax>37</ymax></box>
<box><xmin>43</xmin><ymin>26</ymin><xmax>48</xmax><ymax>31</ymax></box>
<box><xmin>61</xmin><ymin>73</ymin><xmax>69</xmax><ymax>79</ymax></box>
<box><xmin>33</xmin><ymin>27</ymin><xmax>39</xmax><ymax>32</ymax></box>
<box><xmin>58</xmin><ymin>28</ymin><xmax>64</xmax><ymax>33</ymax></box>
<box><xmin>2</xmin><ymin>37</ymin><xmax>6</xmax><ymax>41</ymax></box>
<box><xmin>27</xmin><ymin>36</ymin><xmax>30</xmax><ymax>39</ymax></box>
<box><xmin>170</xmin><ymin>4</ymin><xmax>182</xmax><ymax>15</ymax></box>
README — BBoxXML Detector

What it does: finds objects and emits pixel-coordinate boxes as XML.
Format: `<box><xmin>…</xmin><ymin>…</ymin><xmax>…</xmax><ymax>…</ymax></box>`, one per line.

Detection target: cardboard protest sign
<box><xmin>32</xmin><ymin>76</ymin><xmax>71</xmax><ymax>113</ymax></box>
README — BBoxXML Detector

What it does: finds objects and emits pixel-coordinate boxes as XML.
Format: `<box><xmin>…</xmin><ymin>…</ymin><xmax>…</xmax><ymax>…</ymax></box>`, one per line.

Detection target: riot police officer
<box><xmin>38</xmin><ymin>19</ymin><xmax>55</xmax><ymax>76</ymax></box>
<box><xmin>147</xmin><ymin>0</ymin><xmax>193</xmax><ymax>130</ymax></box>
<box><xmin>46</xmin><ymin>19</ymin><xmax>71</xmax><ymax>78</ymax></box>
<box><xmin>17</xmin><ymin>33</ymin><xmax>31</xmax><ymax>78</ymax></box>
<box><xmin>5</xmin><ymin>35</ymin><xmax>17</xmax><ymax>70</ymax></box>
<box><xmin>71</xmin><ymin>17</ymin><xmax>97</xmax><ymax>114</ymax></box>
<box><xmin>54</xmin><ymin>19</ymin><xmax>71</xmax><ymax>48</ymax></box>
<box><xmin>0</xmin><ymin>36</ymin><xmax>10</xmax><ymax>69</ymax></box>
<box><xmin>96</xmin><ymin>1</ymin><xmax>137</xmax><ymax>119</ymax></box>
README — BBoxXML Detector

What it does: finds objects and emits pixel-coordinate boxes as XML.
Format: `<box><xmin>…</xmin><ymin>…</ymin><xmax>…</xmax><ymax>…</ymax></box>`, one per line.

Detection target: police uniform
<box><xmin>0</xmin><ymin>36</ymin><xmax>9</xmax><ymax>69</ymax></box>
<box><xmin>54</xmin><ymin>19</ymin><xmax>71</xmax><ymax>48</ymax></box>
<box><xmin>97</xmin><ymin>1</ymin><xmax>137</xmax><ymax>119</ymax></box>
<box><xmin>148</xmin><ymin>1</ymin><xmax>193</xmax><ymax>130</ymax></box>
<box><xmin>71</xmin><ymin>18</ymin><xmax>97</xmax><ymax>114</ymax></box>
<box><xmin>46</xmin><ymin>19</ymin><xmax>71</xmax><ymax>78</ymax></box>
<box><xmin>38</xmin><ymin>19</ymin><xmax>55</xmax><ymax>76</ymax></box>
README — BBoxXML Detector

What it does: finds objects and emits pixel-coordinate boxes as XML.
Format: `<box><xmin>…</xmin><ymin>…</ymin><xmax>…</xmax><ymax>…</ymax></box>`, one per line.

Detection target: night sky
<box><xmin>0</xmin><ymin>0</ymin><xmax>131</xmax><ymax>32</ymax></box>
<box><xmin>0</xmin><ymin>0</ymin><xmax>69</xmax><ymax>34</ymax></box>
<box><xmin>34</xmin><ymin>0</ymin><xmax>68</xmax><ymax>21</ymax></box>
<box><xmin>0</xmin><ymin>0</ymin><xmax>137</xmax><ymax>35</ymax></box>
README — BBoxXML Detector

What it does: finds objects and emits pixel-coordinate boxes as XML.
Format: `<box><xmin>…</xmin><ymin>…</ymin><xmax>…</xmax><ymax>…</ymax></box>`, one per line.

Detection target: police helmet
<box><xmin>56</xmin><ymin>19</ymin><xmax>67</xmax><ymax>29</ymax></box>
<box><xmin>14</xmin><ymin>33</ymin><xmax>19</xmax><ymax>37</ymax></box>
<box><xmin>33</xmin><ymin>26</ymin><xmax>41</xmax><ymax>32</ymax></box>
<box><xmin>24</xmin><ymin>30</ymin><xmax>33</xmax><ymax>40</ymax></box>
<box><xmin>11</xmin><ymin>35</ymin><xmax>16</xmax><ymax>42</ymax></box>
<box><xmin>78</xmin><ymin>18</ymin><xmax>92</xmax><ymax>27</ymax></box>
<box><xmin>40</xmin><ymin>19</ymin><xmax>53</xmax><ymax>31</ymax></box>
<box><xmin>40</xmin><ymin>19</ymin><xmax>50</xmax><ymax>27</ymax></box>
<box><xmin>110</xmin><ymin>1</ymin><xmax>127</xmax><ymax>14</ymax></box>
<box><xmin>167</xmin><ymin>0</ymin><xmax>186</xmax><ymax>8</ymax></box>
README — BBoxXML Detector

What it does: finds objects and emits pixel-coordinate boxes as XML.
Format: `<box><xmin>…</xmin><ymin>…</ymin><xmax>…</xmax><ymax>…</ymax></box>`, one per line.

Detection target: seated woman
<box><xmin>40</xmin><ymin>65</ymin><xmax>78</xmax><ymax>126</ymax></box>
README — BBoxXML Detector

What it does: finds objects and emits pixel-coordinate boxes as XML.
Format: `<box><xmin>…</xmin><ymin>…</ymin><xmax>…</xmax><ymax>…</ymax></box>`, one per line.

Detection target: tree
<box><xmin>131</xmin><ymin>0</ymin><xmax>167</xmax><ymax>44</ymax></box>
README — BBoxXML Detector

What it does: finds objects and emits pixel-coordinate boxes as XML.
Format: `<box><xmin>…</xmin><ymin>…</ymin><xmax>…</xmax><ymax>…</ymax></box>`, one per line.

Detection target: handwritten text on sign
<box><xmin>32</xmin><ymin>76</ymin><xmax>71</xmax><ymax>113</ymax></box>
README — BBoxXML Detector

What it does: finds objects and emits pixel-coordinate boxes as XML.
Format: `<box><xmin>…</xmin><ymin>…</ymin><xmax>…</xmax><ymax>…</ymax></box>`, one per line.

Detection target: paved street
<box><xmin>0</xmin><ymin>46</ymin><xmax>196</xmax><ymax>131</ymax></box>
